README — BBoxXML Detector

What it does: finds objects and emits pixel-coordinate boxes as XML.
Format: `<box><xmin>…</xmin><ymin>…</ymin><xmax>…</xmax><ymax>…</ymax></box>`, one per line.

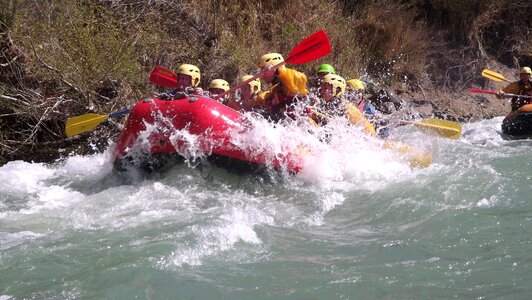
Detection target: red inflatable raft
<box><xmin>113</xmin><ymin>96</ymin><xmax>307</xmax><ymax>173</ymax></box>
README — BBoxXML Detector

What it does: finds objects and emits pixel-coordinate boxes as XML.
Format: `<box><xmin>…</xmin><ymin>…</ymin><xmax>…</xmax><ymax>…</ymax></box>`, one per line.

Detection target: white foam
<box><xmin>161</xmin><ymin>205</ymin><xmax>273</xmax><ymax>267</ymax></box>
<box><xmin>0</xmin><ymin>231</ymin><xmax>44</xmax><ymax>251</ymax></box>
<box><xmin>461</xmin><ymin>117</ymin><xmax>506</xmax><ymax>146</ymax></box>
<box><xmin>62</xmin><ymin>147</ymin><xmax>115</xmax><ymax>181</ymax></box>
<box><xmin>0</xmin><ymin>160</ymin><xmax>57</xmax><ymax>194</ymax></box>
<box><xmin>68</xmin><ymin>181</ymin><xmax>190</xmax><ymax>230</ymax></box>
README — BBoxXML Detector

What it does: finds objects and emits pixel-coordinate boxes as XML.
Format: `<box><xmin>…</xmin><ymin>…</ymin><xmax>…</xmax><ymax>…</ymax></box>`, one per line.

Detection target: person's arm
<box><xmin>497</xmin><ymin>82</ymin><xmax>520</xmax><ymax>99</ymax></box>
<box><xmin>277</xmin><ymin>66</ymin><xmax>309</xmax><ymax>98</ymax></box>
<box><xmin>344</xmin><ymin>103</ymin><xmax>377</xmax><ymax>136</ymax></box>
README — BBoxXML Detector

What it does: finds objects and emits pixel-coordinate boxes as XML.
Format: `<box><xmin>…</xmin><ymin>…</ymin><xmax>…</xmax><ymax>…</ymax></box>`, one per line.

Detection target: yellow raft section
<box><xmin>383</xmin><ymin>141</ymin><xmax>432</xmax><ymax>169</ymax></box>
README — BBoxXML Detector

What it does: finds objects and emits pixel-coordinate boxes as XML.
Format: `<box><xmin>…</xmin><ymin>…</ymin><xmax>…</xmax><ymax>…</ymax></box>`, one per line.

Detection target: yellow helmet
<box><xmin>258</xmin><ymin>53</ymin><xmax>284</xmax><ymax>68</ymax></box>
<box><xmin>323</xmin><ymin>74</ymin><xmax>346</xmax><ymax>96</ymax></box>
<box><xmin>176</xmin><ymin>64</ymin><xmax>201</xmax><ymax>87</ymax></box>
<box><xmin>519</xmin><ymin>66</ymin><xmax>531</xmax><ymax>75</ymax></box>
<box><xmin>346</xmin><ymin>79</ymin><xmax>365</xmax><ymax>91</ymax></box>
<box><xmin>208</xmin><ymin>79</ymin><xmax>230</xmax><ymax>91</ymax></box>
<box><xmin>240</xmin><ymin>75</ymin><xmax>261</xmax><ymax>96</ymax></box>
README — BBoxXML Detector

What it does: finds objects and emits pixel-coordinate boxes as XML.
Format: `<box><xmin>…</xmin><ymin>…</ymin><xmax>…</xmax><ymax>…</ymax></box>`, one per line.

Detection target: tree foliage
<box><xmin>0</xmin><ymin>0</ymin><xmax>529</xmax><ymax>163</ymax></box>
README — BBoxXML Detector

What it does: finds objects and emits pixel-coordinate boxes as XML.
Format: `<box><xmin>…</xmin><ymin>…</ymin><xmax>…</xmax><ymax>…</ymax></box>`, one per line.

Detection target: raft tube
<box><xmin>501</xmin><ymin>104</ymin><xmax>532</xmax><ymax>139</ymax></box>
<box><xmin>113</xmin><ymin>96</ymin><xmax>432</xmax><ymax>173</ymax></box>
<box><xmin>113</xmin><ymin>97</ymin><xmax>306</xmax><ymax>173</ymax></box>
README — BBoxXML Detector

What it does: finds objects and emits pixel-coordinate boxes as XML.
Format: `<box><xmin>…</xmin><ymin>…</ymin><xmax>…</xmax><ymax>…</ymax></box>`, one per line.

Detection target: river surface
<box><xmin>1</xmin><ymin>117</ymin><xmax>531</xmax><ymax>299</ymax></box>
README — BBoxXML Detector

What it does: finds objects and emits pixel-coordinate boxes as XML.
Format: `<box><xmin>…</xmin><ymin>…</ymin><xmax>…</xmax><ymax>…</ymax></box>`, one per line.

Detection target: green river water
<box><xmin>0</xmin><ymin>117</ymin><xmax>531</xmax><ymax>299</ymax></box>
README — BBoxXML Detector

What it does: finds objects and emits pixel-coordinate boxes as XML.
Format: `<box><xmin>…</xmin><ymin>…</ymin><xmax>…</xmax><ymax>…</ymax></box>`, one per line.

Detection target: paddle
<box><xmin>149</xmin><ymin>65</ymin><xmax>178</xmax><ymax>88</ymax></box>
<box><xmin>468</xmin><ymin>88</ymin><xmax>532</xmax><ymax>99</ymax></box>
<box><xmin>309</xmin><ymin>106</ymin><xmax>460</xmax><ymax>139</ymax></box>
<box><xmin>481</xmin><ymin>69</ymin><xmax>512</xmax><ymax>83</ymax></box>
<box><xmin>400</xmin><ymin>118</ymin><xmax>462</xmax><ymax>139</ymax></box>
<box><xmin>149</xmin><ymin>30</ymin><xmax>332</xmax><ymax>99</ymax></box>
<box><xmin>307</xmin><ymin>108</ymin><xmax>432</xmax><ymax>167</ymax></box>
<box><xmin>65</xmin><ymin>109</ymin><xmax>130</xmax><ymax>137</ymax></box>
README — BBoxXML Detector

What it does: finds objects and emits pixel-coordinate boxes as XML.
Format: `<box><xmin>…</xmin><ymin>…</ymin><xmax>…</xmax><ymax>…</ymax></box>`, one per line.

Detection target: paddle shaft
<box><xmin>110</xmin><ymin>109</ymin><xmax>131</xmax><ymax>118</ymax></box>
<box><xmin>399</xmin><ymin>120</ymin><xmax>418</xmax><ymax>126</ymax></box>
<box><xmin>468</xmin><ymin>88</ymin><xmax>532</xmax><ymax>99</ymax></box>
<box><xmin>215</xmin><ymin>61</ymin><xmax>287</xmax><ymax>100</ymax></box>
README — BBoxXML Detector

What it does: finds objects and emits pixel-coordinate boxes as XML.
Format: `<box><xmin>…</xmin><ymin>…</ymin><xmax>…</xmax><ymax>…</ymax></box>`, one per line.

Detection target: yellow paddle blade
<box><xmin>414</xmin><ymin>118</ymin><xmax>462</xmax><ymax>139</ymax></box>
<box><xmin>65</xmin><ymin>113</ymin><xmax>109</xmax><ymax>137</ymax></box>
<box><xmin>383</xmin><ymin>141</ymin><xmax>432</xmax><ymax>168</ymax></box>
<box><xmin>481</xmin><ymin>69</ymin><xmax>511</xmax><ymax>82</ymax></box>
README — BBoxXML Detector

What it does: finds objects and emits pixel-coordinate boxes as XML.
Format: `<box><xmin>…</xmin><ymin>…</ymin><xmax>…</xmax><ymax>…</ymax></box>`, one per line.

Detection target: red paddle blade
<box><xmin>286</xmin><ymin>30</ymin><xmax>331</xmax><ymax>65</ymax></box>
<box><xmin>149</xmin><ymin>65</ymin><xmax>178</xmax><ymax>88</ymax></box>
<box><xmin>468</xmin><ymin>88</ymin><xmax>497</xmax><ymax>95</ymax></box>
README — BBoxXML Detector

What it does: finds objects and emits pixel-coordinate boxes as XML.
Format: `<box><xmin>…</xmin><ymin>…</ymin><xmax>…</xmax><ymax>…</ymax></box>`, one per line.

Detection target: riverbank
<box><xmin>0</xmin><ymin>0</ymin><xmax>529</xmax><ymax>165</ymax></box>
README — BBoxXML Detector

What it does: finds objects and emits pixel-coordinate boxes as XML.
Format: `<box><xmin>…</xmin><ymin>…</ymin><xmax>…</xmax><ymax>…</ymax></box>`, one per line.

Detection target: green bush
<box><xmin>0</xmin><ymin>0</ymin><xmax>17</xmax><ymax>34</ymax></box>
<box><xmin>15</xmin><ymin>1</ymin><xmax>141</xmax><ymax>108</ymax></box>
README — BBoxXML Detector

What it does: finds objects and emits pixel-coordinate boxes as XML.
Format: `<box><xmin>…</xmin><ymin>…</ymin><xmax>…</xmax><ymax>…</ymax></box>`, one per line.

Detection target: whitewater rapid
<box><xmin>1</xmin><ymin>116</ymin><xmax>531</xmax><ymax>299</ymax></box>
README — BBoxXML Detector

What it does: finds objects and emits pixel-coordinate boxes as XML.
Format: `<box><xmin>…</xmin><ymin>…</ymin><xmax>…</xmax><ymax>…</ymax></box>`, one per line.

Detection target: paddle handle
<box><xmin>502</xmin><ymin>93</ymin><xmax>532</xmax><ymax>99</ymax></box>
<box><xmin>399</xmin><ymin>120</ymin><xmax>416</xmax><ymax>125</ymax></box>
<box><xmin>109</xmin><ymin>109</ymin><xmax>131</xmax><ymax>118</ymax></box>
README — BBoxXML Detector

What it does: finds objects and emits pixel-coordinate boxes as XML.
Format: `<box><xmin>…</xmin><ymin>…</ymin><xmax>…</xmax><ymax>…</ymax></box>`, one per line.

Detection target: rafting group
<box><xmin>65</xmin><ymin>30</ymin><xmax>530</xmax><ymax>175</ymax></box>
<box><xmin>156</xmin><ymin>57</ymin><xmax>384</xmax><ymax>138</ymax></box>
<box><xmin>65</xmin><ymin>31</ymin><xmax>463</xmax><ymax>173</ymax></box>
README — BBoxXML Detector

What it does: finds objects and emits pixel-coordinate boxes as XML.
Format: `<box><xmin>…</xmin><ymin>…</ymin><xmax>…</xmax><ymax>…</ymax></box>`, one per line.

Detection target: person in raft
<box><xmin>162</xmin><ymin>63</ymin><xmax>203</xmax><ymax>99</ymax></box>
<box><xmin>345</xmin><ymin>78</ymin><xmax>390</xmax><ymax>138</ymax></box>
<box><xmin>307</xmin><ymin>63</ymin><xmax>336</xmax><ymax>105</ymax></box>
<box><xmin>256</xmin><ymin>53</ymin><xmax>309</xmax><ymax>122</ymax></box>
<box><xmin>233</xmin><ymin>75</ymin><xmax>263</xmax><ymax>112</ymax></box>
<box><xmin>208</xmin><ymin>79</ymin><xmax>231</xmax><ymax>103</ymax></box>
<box><xmin>312</xmin><ymin>63</ymin><xmax>336</xmax><ymax>88</ymax></box>
<box><xmin>497</xmin><ymin>66</ymin><xmax>532</xmax><ymax>111</ymax></box>
<box><xmin>309</xmin><ymin>74</ymin><xmax>376</xmax><ymax>136</ymax></box>
<box><xmin>345</xmin><ymin>79</ymin><xmax>376</xmax><ymax>115</ymax></box>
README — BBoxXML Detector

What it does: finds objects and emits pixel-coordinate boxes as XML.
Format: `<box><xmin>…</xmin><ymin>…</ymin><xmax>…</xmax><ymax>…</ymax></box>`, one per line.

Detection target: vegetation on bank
<box><xmin>0</xmin><ymin>0</ymin><xmax>530</xmax><ymax>164</ymax></box>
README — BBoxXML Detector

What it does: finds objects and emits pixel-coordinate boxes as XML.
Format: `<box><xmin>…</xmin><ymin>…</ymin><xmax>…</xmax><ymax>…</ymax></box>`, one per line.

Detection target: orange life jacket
<box><xmin>512</xmin><ymin>81</ymin><xmax>532</xmax><ymax>111</ymax></box>
<box><xmin>258</xmin><ymin>66</ymin><xmax>308</xmax><ymax>121</ymax></box>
